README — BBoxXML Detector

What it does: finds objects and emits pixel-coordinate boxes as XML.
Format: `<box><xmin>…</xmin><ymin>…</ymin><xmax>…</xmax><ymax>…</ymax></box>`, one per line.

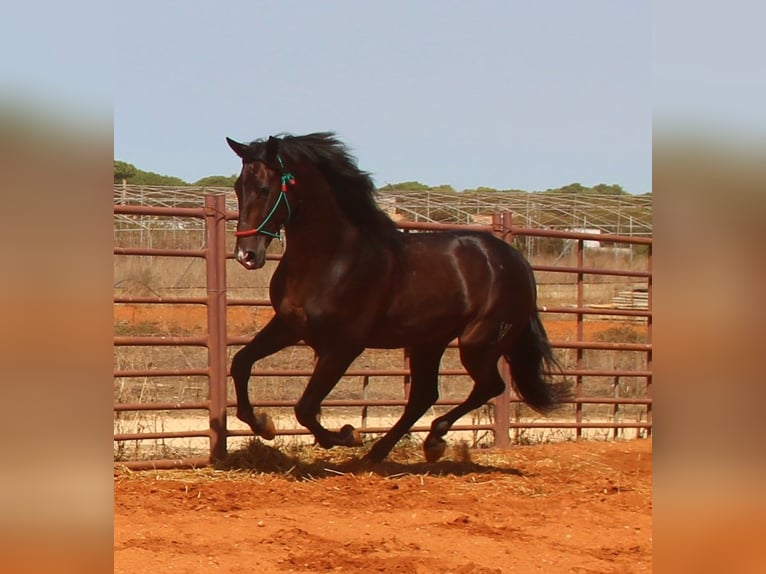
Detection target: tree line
<box><xmin>114</xmin><ymin>160</ymin><xmax>237</xmax><ymax>187</ymax></box>
<box><xmin>115</xmin><ymin>160</ymin><xmax>640</xmax><ymax>196</ymax></box>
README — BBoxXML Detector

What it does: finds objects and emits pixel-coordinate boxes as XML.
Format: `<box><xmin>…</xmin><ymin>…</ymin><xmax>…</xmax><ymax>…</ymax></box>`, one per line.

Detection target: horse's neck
<box><xmin>283</xmin><ymin>188</ymin><xmax>357</xmax><ymax>260</ymax></box>
<box><xmin>284</xmin><ymin>222</ymin><xmax>357</xmax><ymax>256</ymax></box>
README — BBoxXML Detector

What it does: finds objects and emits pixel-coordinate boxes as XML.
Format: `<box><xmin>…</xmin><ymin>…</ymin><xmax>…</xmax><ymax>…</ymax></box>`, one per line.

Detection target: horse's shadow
<box><xmin>216</xmin><ymin>439</ymin><xmax>524</xmax><ymax>479</ymax></box>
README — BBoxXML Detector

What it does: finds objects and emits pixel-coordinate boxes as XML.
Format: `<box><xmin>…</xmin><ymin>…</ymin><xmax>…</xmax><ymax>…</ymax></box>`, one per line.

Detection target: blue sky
<box><xmin>109</xmin><ymin>1</ymin><xmax>652</xmax><ymax>194</ymax></box>
<box><xmin>0</xmin><ymin>2</ymin><xmax>651</xmax><ymax>194</ymax></box>
<box><xmin>5</xmin><ymin>3</ymin><xmax>765</xmax><ymax>195</ymax></box>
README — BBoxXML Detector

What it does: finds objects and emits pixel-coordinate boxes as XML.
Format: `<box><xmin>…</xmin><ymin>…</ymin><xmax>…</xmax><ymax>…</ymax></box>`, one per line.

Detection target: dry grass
<box><xmin>114</xmin><ymin>437</ymin><xmax>519</xmax><ymax>482</ymax></box>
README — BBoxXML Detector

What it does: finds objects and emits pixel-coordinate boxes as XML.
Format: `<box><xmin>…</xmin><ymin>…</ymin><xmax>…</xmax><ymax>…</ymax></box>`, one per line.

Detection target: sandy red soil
<box><xmin>115</xmin><ymin>438</ymin><xmax>651</xmax><ymax>573</ymax></box>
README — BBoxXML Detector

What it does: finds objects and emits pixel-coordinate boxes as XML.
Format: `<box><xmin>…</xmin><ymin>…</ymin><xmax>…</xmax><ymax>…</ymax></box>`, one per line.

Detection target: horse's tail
<box><xmin>503</xmin><ymin>312</ymin><xmax>571</xmax><ymax>414</ymax></box>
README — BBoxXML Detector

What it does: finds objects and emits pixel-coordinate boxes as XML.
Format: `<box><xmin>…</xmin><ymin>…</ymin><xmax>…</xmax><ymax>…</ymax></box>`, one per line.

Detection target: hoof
<box><xmin>339</xmin><ymin>424</ymin><xmax>363</xmax><ymax>447</ymax></box>
<box><xmin>362</xmin><ymin>441</ymin><xmax>389</xmax><ymax>464</ymax></box>
<box><xmin>254</xmin><ymin>411</ymin><xmax>276</xmax><ymax>441</ymax></box>
<box><xmin>361</xmin><ymin>451</ymin><xmax>382</xmax><ymax>465</ymax></box>
<box><xmin>423</xmin><ymin>438</ymin><xmax>447</xmax><ymax>463</ymax></box>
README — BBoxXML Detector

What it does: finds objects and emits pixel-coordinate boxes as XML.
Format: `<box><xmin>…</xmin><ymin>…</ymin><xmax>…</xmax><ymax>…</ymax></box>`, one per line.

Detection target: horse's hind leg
<box><xmin>423</xmin><ymin>343</ymin><xmax>505</xmax><ymax>462</ymax></box>
<box><xmin>363</xmin><ymin>345</ymin><xmax>445</xmax><ymax>463</ymax></box>
<box><xmin>294</xmin><ymin>345</ymin><xmax>365</xmax><ymax>449</ymax></box>
<box><xmin>231</xmin><ymin>315</ymin><xmax>300</xmax><ymax>440</ymax></box>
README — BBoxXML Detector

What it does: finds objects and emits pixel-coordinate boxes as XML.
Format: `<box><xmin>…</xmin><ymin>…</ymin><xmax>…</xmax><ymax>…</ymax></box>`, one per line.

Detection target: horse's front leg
<box><xmin>294</xmin><ymin>345</ymin><xmax>364</xmax><ymax>449</ymax></box>
<box><xmin>231</xmin><ymin>315</ymin><xmax>300</xmax><ymax>439</ymax></box>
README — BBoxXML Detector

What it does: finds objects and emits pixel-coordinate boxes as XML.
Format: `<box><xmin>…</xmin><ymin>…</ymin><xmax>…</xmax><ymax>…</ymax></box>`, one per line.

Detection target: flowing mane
<box><xmin>243</xmin><ymin>132</ymin><xmax>401</xmax><ymax>244</ymax></box>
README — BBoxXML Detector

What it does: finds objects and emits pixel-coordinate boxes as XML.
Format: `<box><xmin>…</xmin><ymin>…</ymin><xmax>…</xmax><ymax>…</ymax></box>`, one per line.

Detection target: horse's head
<box><xmin>226</xmin><ymin>136</ymin><xmax>295</xmax><ymax>270</ymax></box>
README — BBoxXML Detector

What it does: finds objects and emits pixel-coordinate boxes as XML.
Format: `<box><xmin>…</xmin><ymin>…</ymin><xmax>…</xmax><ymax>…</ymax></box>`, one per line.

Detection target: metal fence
<box><xmin>114</xmin><ymin>194</ymin><xmax>652</xmax><ymax>469</ymax></box>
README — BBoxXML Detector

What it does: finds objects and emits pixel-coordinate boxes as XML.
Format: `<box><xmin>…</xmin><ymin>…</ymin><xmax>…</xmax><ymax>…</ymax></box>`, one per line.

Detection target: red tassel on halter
<box><xmin>281</xmin><ymin>174</ymin><xmax>295</xmax><ymax>192</ymax></box>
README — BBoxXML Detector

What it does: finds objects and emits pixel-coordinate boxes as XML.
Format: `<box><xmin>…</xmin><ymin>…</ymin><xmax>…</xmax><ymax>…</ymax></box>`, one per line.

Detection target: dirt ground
<box><xmin>114</xmin><ymin>438</ymin><xmax>651</xmax><ymax>573</ymax></box>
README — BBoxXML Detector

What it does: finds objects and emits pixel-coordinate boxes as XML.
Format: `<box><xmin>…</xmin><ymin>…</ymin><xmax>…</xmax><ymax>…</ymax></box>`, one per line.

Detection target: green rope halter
<box><xmin>234</xmin><ymin>154</ymin><xmax>295</xmax><ymax>239</ymax></box>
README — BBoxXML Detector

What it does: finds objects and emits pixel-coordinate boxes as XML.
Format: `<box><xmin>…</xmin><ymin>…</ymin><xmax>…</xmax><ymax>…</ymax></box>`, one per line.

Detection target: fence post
<box><xmin>612</xmin><ymin>375</ymin><xmax>620</xmax><ymax>439</ymax></box>
<box><xmin>492</xmin><ymin>213</ymin><xmax>512</xmax><ymax>449</ymax></box>
<box><xmin>402</xmin><ymin>227</ymin><xmax>412</xmax><ymax>408</ymax></box>
<box><xmin>645</xmin><ymin>242</ymin><xmax>652</xmax><ymax>437</ymax></box>
<box><xmin>575</xmin><ymin>238</ymin><xmax>584</xmax><ymax>439</ymax></box>
<box><xmin>361</xmin><ymin>375</ymin><xmax>370</xmax><ymax>430</ymax></box>
<box><xmin>205</xmin><ymin>193</ymin><xmax>228</xmax><ymax>462</ymax></box>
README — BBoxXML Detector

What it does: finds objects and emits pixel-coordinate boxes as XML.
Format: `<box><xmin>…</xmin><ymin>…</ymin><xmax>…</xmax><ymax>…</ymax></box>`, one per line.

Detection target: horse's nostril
<box><xmin>236</xmin><ymin>248</ymin><xmax>259</xmax><ymax>267</ymax></box>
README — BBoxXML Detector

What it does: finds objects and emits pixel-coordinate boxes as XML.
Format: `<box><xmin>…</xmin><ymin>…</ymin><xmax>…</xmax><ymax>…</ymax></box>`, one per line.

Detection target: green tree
<box><xmin>557</xmin><ymin>183</ymin><xmax>588</xmax><ymax>194</ymax></box>
<box><xmin>592</xmin><ymin>183</ymin><xmax>627</xmax><ymax>196</ymax></box>
<box><xmin>379</xmin><ymin>181</ymin><xmax>432</xmax><ymax>191</ymax></box>
<box><xmin>114</xmin><ymin>160</ymin><xmax>187</xmax><ymax>185</ymax></box>
<box><xmin>114</xmin><ymin>160</ymin><xmax>137</xmax><ymax>183</ymax></box>
<box><xmin>194</xmin><ymin>175</ymin><xmax>237</xmax><ymax>187</ymax></box>
<box><xmin>464</xmin><ymin>186</ymin><xmax>500</xmax><ymax>193</ymax></box>
<box><xmin>129</xmin><ymin>170</ymin><xmax>188</xmax><ymax>186</ymax></box>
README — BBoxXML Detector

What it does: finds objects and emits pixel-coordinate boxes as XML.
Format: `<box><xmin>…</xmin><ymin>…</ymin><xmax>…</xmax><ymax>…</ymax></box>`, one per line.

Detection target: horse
<box><xmin>225</xmin><ymin>132</ymin><xmax>570</xmax><ymax>463</ymax></box>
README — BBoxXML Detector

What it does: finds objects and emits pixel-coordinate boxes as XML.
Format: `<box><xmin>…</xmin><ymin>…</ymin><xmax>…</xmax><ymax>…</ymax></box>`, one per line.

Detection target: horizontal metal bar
<box><xmin>533</xmin><ymin>265</ymin><xmax>651</xmax><ymax>278</ymax></box>
<box><xmin>114</xmin><ymin>419</ymin><xmax>651</xmax><ymax>444</ymax></box>
<box><xmin>114</xmin><ymin>368</ymin><xmax>209</xmax><ymax>377</ymax></box>
<box><xmin>114</xmin><ymin>205</ymin><xmax>206</xmax><ymax>218</ymax></box>
<box><xmin>239</xmin><ymin>368</ymin><xmax>469</xmax><ymax>378</ymax></box>
<box><xmin>115</xmin><ymin>457</ymin><xmax>211</xmax><ymax>471</ymax></box>
<box><xmin>227</xmin><ymin>397</ymin><xmax>653</xmax><ymax>408</ymax></box>
<box><xmin>111</xmin><ymin>367</ymin><xmax>649</xmax><ymax>380</ymax></box>
<box><xmin>114</xmin><ymin>418</ymin><xmax>651</xmax><ymax>444</ymax></box>
<box><xmin>502</xmin><ymin>421</ymin><xmax>652</xmax><ymax>429</ymax></box>
<box><xmin>114</xmin><ymin>336</ymin><xmax>652</xmax><ymax>356</ymax></box>
<box><xmin>397</xmin><ymin>221</ymin><xmax>493</xmax><ymax>233</ymax></box>
<box><xmin>114</xmin><ymin>401</ymin><xmax>209</xmax><ymax>412</ymax></box>
<box><xmin>224</xmin><ymin>421</ymin><xmax>651</xmax><ymax>439</ymax></box>
<box><xmin>114</xmin><ymin>335</ymin><xmax>208</xmax><ymax>346</ymax></box>
<box><xmin>510</xmin><ymin>226</ymin><xmax>652</xmax><ymax>245</ymax></box>
<box><xmin>563</xmin><ymin>369</ymin><xmax>652</xmax><ymax>377</ymax></box>
<box><xmin>551</xmin><ymin>340</ymin><xmax>651</xmax><ymax>352</ymax></box>
<box><xmin>223</xmin><ymin>423</ymin><xmax>497</xmax><ymax>438</ymax></box>
<box><xmin>224</xmin><ymin>338</ymin><xmax>652</xmax><ymax>353</ymax></box>
<box><xmin>114</xmin><ymin>429</ymin><xmax>211</xmax><ymax>441</ymax></box>
<box><xmin>112</xmin><ymin>395</ymin><xmax>651</xmax><ymax>414</ymax></box>
<box><xmin>228</xmin><ymin>398</ymin><xmax>467</xmax><ymax>409</ymax></box>
<box><xmin>234</xmin><ymin>368</ymin><xmax>649</xmax><ymax>379</ymax></box>
<box><xmin>574</xmin><ymin>397</ymin><xmax>652</xmax><ymax>405</ymax></box>
<box><xmin>114</xmin><ymin>247</ymin><xmax>206</xmax><ymax>257</ymax></box>
<box><xmin>221</xmin><ymin>301</ymin><xmax>651</xmax><ymax>317</ymax></box>
<box><xmin>540</xmin><ymin>306</ymin><xmax>651</xmax><ymax>318</ymax></box>
<box><xmin>235</xmin><ymin>368</ymin><xmax>650</xmax><ymax>379</ymax></box>
<box><xmin>114</xmin><ymin>296</ymin><xmax>208</xmax><ymax>305</ymax></box>
<box><xmin>226</xmin><ymin>298</ymin><xmax>273</xmax><ymax>307</ymax></box>
<box><xmin>225</xmin><ymin>252</ymin><xmax>282</xmax><ymax>261</ymax></box>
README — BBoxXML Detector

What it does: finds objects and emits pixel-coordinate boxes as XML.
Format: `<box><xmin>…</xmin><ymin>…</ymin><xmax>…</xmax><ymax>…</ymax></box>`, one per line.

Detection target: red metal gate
<box><xmin>114</xmin><ymin>193</ymin><xmax>652</xmax><ymax>469</ymax></box>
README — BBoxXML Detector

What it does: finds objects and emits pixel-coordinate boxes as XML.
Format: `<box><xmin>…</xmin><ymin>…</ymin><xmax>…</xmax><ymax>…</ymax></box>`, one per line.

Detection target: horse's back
<box><xmin>399</xmin><ymin>230</ymin><xmax>535</xmax><ymax>297</ymax></box>
<box><xmin>364</xmin><ymin>230</ymin><xmax>537</xmax><ymax>348</ymax></box>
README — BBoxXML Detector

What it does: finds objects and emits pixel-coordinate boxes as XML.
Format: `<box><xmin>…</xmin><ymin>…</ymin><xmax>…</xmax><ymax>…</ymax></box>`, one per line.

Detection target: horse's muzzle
<box><xmin>235</xmin><ymin>246</ymin><xmax>266</xmax><ymax>270</ymax></box>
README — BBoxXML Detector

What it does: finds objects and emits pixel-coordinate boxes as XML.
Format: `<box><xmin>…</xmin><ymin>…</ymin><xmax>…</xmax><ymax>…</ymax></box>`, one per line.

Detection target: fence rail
<box><xmin>114</xmin><ymin>195</ymin><xmax>652</xmax><ymax>469</ymax></box>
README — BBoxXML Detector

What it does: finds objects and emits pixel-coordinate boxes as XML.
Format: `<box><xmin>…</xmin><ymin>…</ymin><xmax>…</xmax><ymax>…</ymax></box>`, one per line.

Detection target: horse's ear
<box><xmin>226</xmin><ymin>137</ymin><xmax>248</xmax><ymax>159</ymax></box>
<box><xmin>265</xmin><ymin>136</ymin><xmax>280</xmax><ymax>164</ymax></box>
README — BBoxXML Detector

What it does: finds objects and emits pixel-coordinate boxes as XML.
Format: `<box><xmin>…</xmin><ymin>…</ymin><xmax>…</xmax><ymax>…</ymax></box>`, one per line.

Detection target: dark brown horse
<box><xmin>225</xmin><ymin>132</ymin><xmax>569</xmax><ymax>462</ymax></box>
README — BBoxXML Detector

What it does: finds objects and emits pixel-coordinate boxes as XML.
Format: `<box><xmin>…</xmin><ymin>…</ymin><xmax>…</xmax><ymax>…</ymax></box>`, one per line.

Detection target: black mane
<box><xmin>244</xmin><ymin>132</ymin><xmax>401</xmax><ymax>245</ymax></box>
